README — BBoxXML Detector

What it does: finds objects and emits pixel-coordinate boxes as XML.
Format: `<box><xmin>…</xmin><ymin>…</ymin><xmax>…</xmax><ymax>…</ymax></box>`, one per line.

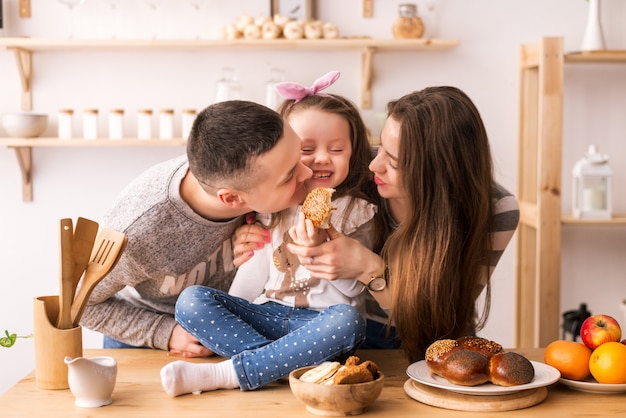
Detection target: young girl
<box><xmin>160</xmin><ymin>71</ymin><xmax>384</xmax><ymax>396</ymax></box>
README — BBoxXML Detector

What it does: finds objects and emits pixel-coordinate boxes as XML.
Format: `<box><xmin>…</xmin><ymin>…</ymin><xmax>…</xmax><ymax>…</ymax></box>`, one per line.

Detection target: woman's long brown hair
<box><xmin>383</xmin><ymin>86</ymin><xmax>494</xmax><ymax>362</ymax></box>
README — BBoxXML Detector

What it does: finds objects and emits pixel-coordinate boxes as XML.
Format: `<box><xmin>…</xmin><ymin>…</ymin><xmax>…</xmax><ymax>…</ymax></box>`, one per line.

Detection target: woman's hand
<box><xmin>232</xmin><ymin>214</ymin><xmax>270</xmax><ymax>267</ymax></box>
<box><xmin>286</xmin><ymin>225</ymin><xmax>381</xmax><ymax>282</ymax></box>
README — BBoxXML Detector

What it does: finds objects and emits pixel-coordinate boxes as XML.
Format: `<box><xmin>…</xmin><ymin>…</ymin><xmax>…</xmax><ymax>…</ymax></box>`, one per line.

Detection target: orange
<box><xmin>589</xmin><ymin>342</ymin><xmax>626</xmax><ymax>384</ymax></box>
<box><xmin>544</xmin><ymin>340</ymin><xmax>591</xmax><ymax>380</ymax></box>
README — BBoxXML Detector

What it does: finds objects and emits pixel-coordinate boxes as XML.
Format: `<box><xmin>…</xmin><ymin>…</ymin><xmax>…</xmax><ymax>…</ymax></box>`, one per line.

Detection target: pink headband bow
<box><xmin>274</xmin><ymin>71</ymin><xmax>340</xmax><ymax>103</ymax></box>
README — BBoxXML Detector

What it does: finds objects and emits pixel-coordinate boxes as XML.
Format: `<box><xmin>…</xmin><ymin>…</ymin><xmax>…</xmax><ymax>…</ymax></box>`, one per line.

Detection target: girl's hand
<box><xmin>288</xmin><ymin>212</ymin><xmax>327</xmax><ymax>247</ymax></box>
<box><xmin>232</xmin><ymin>214</ymin><xmax>271</xmax><ymax>267</ymax></box>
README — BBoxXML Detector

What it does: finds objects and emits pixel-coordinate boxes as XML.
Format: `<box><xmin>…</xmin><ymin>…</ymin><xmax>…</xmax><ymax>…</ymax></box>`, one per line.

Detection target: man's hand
<box><xmin>168</xmin><ymin>324</ymin><xmax>214</xmax><ymax>358</ymax></box>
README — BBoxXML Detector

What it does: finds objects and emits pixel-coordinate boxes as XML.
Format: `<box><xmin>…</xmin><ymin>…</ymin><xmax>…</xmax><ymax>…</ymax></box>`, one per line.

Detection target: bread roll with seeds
<box><xmin>302</xmin><ymin>187</ymin><xmax>336</xmax><ymax>228</ymax></box>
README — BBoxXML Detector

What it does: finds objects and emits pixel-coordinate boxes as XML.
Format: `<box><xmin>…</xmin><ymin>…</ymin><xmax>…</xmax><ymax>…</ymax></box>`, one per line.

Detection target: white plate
<box><xmin>406</xmin><ymin>360</ymin><xmax>560</xmax><ymax>396</ymax></box>
<box><xmin>559</xmin><ymin>377</ymin><xmax>626</xmax><ymax>394</ymax></box>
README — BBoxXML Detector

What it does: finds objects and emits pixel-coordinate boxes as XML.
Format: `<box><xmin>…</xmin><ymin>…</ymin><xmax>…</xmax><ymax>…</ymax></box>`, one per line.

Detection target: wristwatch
<box><xmin>366</xmin><ymin>265</ymin><xmax>387</xmax><ymax>292</ymax></box>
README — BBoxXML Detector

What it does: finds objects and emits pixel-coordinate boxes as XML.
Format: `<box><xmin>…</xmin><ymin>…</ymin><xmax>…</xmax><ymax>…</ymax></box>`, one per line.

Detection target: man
<box><xmin>80</xmin><ymin>101</ymin><xmax>312</xmax><ymax>357</ymax></box>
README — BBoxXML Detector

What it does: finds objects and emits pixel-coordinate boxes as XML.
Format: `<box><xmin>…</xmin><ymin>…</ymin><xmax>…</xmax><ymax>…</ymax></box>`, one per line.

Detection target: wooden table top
<box><xmin>2</xmin><ymin>348</ymin><xmax>624</xmax><ymax>417</ymax></box>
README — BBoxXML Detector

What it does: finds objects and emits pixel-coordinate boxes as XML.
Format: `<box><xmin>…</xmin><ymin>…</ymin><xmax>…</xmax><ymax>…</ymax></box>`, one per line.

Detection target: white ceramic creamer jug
<box><xmin>64</xmin><ymin>356</ymin><xmax>117</xmax><ymax>407</ymax></box>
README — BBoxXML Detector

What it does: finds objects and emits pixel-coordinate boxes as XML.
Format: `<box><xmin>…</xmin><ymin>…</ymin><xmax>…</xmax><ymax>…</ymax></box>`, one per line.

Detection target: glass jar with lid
<box><xmin>58</xmin><ymin>109</ymin><xmax>74</xmax><ymax>139</ymax></box>
<box><xmin>108</xmin><ymin>109</ymin><xmax>124</xmax><ymax>140</ymax></box>
<box><xmin>159</xmin><ymin>109</ymin><xmax>174</xmax><ymax>140</ymax></box>
<box><xmin>137</xmin><ymin>109</ymin><xmax>153</xmax><ymax>140</ymax></box>
<box><xmin>265</xmin><ymin>67</ymin><xmax>285</xmax><ymax>110</ymax></box>
<box><xmin>82</xmin><ymin>109</ymin><xmax>99</xmax><ymax>140</ymax></box>
<box><xmin>215</xmin><ymin>67</ymin><xmax>242</xmax><ymax>103</ymax></box>
<box><xmin>181</xmin><ymin>109</ymin><xmax>197</xmax><ymax>141</ymax></box>
<box><xmin>392</xmin><ymin>3</ymin><xmax>424</xmax><ymax>39</ymax></box>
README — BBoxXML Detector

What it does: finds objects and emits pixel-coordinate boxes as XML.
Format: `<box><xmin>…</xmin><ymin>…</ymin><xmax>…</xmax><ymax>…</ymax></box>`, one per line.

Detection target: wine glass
<box><xmin>101</xmin><ymin>0</ymin><xmax>119</xmax><ymax>39</ymax></box>
<box><xmin>145</xmin><ymin>0</ymin><xmax>164</xmax><ymax>39</ymax></box>
<box><xmin>56</xmin><ymin>0</ymin><xmax>86</xmax><ymax>39</ymax></box>
<box><xmin>187</xmin><ymin>0</ymin><xmax>207</xmax><ymax>39</ymax></box>
<box><xmin>423</xmin><ymin>0</ymin><xmax>439</xmax><ymax>37</ymax></box>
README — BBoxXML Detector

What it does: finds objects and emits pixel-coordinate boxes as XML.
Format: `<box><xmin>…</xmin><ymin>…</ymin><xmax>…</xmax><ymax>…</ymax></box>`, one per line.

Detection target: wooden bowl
<box><xmin>1</xmin><ymin>112</ymin><xmax>48</xmax><ymax>138</ymax></box>
<box><xmin>289</xmin><ymin>366</ymin><xmax>384</xmax><ymax>416</ymax></box>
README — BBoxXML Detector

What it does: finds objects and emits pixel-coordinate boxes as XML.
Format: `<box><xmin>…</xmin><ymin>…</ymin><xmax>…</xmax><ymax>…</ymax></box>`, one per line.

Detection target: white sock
<box><xmin>160</xmin><ymin>359</ymin><xmax>240</xmax><ymax>397</ymax></box>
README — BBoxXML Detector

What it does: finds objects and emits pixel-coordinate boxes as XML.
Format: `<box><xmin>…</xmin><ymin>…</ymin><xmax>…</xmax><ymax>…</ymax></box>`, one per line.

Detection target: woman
<box><xmin>234</xmin><ymin>86</ymin><xmax>520</xmax><ymax>363</ymax></box>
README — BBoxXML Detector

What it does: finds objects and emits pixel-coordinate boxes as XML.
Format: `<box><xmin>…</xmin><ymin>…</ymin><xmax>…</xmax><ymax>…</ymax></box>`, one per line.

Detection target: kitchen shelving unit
<box><xmin>0</xmin><ymin>37</ymin><xmax>460</xmax><ymax>201</ymax></box>
<box><xmin>516</xmin><ymin>36</ymin><xmax>626</xmax><ymax>348</ymax></box>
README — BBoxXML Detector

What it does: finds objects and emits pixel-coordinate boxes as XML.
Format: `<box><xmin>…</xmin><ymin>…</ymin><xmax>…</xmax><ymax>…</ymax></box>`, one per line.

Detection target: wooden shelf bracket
<box><xmin>361</xmin><ymin>47</ymin><xmax>374</xmax><ymax>109</ymax></box>
<box><xmin>13</xmin><ymin>146</ymin><xmax>33</xmax><ymax>201</ymax></box>
<box><xmin>10</xmin><ymin>48</ymin><xmax>33</xmax><ymax>110</ymax></box>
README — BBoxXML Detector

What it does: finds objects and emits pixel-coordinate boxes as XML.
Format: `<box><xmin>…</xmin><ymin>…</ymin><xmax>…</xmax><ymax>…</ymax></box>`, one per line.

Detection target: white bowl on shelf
<box><xmin>1</xmin><ymin>112</ymin><xmax>49</xmax><ymax>138</ymax></box>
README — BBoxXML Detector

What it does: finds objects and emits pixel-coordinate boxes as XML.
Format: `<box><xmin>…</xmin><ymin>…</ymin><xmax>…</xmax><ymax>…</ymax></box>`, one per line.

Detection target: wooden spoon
<box><xmin>71</xmin><ymin>217</ymin><xmax>99</xmax><ymax>298</ymax></box>
<box><xmin>56</xmin><ymin>218</ymin><xmax>74</xmax><ymax>329</ymax></box>
<box><xmin>70</xmin><ymin>229</ymin><xmax>127</xmax><ymax>327</ymax></box>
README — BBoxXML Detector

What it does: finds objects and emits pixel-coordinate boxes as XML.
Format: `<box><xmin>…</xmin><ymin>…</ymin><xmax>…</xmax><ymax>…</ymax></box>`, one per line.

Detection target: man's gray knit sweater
<box><xmin>80</xmin><ymin>155</ymin><xmax>241</xmax><ymax>350</ymax></box>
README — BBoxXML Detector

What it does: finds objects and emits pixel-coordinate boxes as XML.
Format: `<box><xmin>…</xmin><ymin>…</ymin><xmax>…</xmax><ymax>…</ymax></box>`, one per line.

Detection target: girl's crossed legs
<box><xmin>162</xmin><ymin>285</ymin><xmax>366</xmax><ymax>394</ymax></box>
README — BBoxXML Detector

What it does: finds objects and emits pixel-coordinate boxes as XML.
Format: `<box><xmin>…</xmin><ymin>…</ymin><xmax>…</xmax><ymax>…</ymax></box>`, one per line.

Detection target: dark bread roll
<box><xmin>425</xmin><ymin>339</ymin><xmax>459</xmax><ymax>375</ymax></box>
<box><xmin>489</xmin><ymin>352</ymin><xmax>535</xmax><ymax>386</ymax></box>
<box><xmin>456</xmin><ymin>336</ymin><xmax>503</xmax><ymax>359</ymax></box>
<box><xmin>439</xmin><ymin>349</ymin><xmax>490</xmax><ymax>386</ymax></box>
<box><xmin>425</xmin><ymin>337</ymin><xmax>532</xmax><ymax>387</ymax></box>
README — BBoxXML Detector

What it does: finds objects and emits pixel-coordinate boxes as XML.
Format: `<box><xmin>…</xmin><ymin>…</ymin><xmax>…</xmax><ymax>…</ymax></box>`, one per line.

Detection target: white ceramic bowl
<box><xmin>1</xmin><ymin>112</ymin><xmax>48</xmax><ymax>138</ymax></box>
<box><xmin>289</xmin><ymin>366</ymin><xmax>384</xmax><ymax>416</ymax></box>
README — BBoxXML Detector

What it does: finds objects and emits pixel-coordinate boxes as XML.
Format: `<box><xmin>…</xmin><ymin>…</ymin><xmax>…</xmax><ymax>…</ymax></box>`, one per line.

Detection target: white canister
<box><xmin>159</xmin><ymin>109</ymin><xmax>174</xmax><ymax>140</ymax></box>
<box><xmin>82</xmin><ymin>109</ymin><xmax>99</xmax><ymax>140</ymax></box>
<box><xmin>58</xmin><ymin>109</ymin><xmax>74</xmax><ymax>139</ymax></box>
<box><xmin>181</xmin><ymin>109</ymin><xmax>197</xmax><ymax>141</ymax></box>
<box><xmin>108</xmin><ymin>109</ymin><xmax>124</xmax><ymax>140</ymax></box>
<box><xmin>137</xmin><ymin>109</ymin><xmax>153</xmax><ymax>140</ymax></box>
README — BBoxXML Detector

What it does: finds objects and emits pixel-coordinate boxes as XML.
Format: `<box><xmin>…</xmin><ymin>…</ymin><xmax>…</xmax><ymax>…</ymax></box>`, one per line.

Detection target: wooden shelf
<box><xmin>561</xmin><ymin>213</ymin><xmax>626</xmax><ymax>225</ymax></box>
<box><xmin>565</xmin><ymin>50</ymin><xmax>626</xmax><ymax>63</ymax></box>
<box><xmin>0</xmin><ymin>37</ymin><xmax>461</xmax><ymax>51</ymax></box>
<box><xmin>0</xmin><ymin>138</ymin><xmax>185</xmax><ymax>202</ymax></box>
<box><xmin>0</xmin><ymin>138</ymin><xmax>187</xmax><ymax>147</ymax></box>
<box><xmin>0</xmin><ymin>36</ymin><xmax>460</xmax><ymax>202</ymax></box>
<box><xmin>516</xmin><ymin>37</ymin><xmax>626</xmax><ymax>348</ymax></box>
<box><xmin>0</xmin><ymin>37</ymin><xmax>460</xmax><ymax>111</ymax></box>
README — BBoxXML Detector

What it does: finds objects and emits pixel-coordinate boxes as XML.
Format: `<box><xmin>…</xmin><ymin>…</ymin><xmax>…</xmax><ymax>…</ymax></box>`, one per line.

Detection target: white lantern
<box><xmin>572</xmin><ymin>145</ymin><xmax>612</xmax><ymax>220</ymax></box>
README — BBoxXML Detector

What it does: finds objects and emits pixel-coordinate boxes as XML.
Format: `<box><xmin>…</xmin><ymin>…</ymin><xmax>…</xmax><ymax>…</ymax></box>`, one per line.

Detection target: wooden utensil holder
<box><xmin>33</xmin><ymin>295</ymin><xmax>83</xmax><ymax>389</ymax></box>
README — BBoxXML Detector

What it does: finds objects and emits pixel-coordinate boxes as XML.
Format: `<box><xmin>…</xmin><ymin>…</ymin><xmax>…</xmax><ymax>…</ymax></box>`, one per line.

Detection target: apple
<box><xmin>580</xmin><ymin>314</ymin><xmax>622</xmax><ymax>350</ymax></box>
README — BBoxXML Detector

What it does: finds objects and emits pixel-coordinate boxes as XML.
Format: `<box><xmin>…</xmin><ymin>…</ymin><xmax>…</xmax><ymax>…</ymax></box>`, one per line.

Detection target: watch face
<box><xmin>368</xmin><ymin>277</ymin><xmax>386</xmax><ymax>291</ymax></box>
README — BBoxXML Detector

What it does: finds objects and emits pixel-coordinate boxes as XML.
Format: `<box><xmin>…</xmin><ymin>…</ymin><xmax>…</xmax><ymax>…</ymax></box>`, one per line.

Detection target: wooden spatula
<box><xmin>70</xmin><ymin>228</ymin><xmax>127</xmax><ymax>327</ymax></box>
<box><xmin>57</xmin><ymin>218</ymin><xmax>75</xmax><ymax>329</ymax></box>
<box><xmin>71</xmin><ymin>217</ymin><xmax>99</xmax><ymax>298</ymax></box>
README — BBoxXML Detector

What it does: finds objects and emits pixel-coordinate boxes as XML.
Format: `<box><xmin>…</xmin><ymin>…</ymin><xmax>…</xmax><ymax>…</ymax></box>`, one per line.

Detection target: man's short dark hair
<box><xmin>187</xmin><ymin>101</ymin><xmax>284</xmax><ymax>191</ymax></box>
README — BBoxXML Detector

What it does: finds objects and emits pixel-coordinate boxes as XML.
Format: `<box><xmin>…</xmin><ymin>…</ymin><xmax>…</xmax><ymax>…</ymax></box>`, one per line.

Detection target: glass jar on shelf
<box><xmin>82</xmin><ymin>108</ymin><xmax>99</xmax><ymax>140</ymax></box>
<box><xmin>159</xmin><ymin>109</ymin><xmax>174</xmax><ymax>140</ymax></box>
<box><xmin>181</xmin><ymin>109</ymin><xmax>197</xmax><ymax>141</ymax></box>
<box><xmin>392</xmin><ymin>3</ymin><xmax>424</xmax><ymax>39</ymax></box>
<box><xmin>137</xmin><ymin>109</ymin><xmax>153</xmax><ymax>140</ymax></box>
<box><xmin>265</xmin><ymin>67</ymin><xmax>285</xmax><ymax>110</ymax></box>
<box><xmin>58</xmin><ymin>109</ymin><xmax>74</xmax><ymax>139</ymax></box>
<box><xmin>108</xmin><ymin>109</ymin><xmax>124</xmax><ymax>140</ymax></box>
<box><xmin>215</xmin><ymin>67</ymin><xmax>242</xmax><ymax>103</ymax></box>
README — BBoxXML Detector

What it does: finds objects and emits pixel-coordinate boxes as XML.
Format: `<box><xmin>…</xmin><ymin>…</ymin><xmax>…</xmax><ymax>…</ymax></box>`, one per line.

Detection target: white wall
<box><xmin>1</xmin><ymin>0</ymin><xmax>625</xmax><ymax>394</ymax></box>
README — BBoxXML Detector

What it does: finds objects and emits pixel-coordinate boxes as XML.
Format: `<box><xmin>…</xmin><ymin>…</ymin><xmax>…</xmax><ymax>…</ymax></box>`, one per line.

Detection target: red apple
<box><xmin>580</xmin><ymin>314</ymin><xmax>622</xmax><ymax>350</ymax></box>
